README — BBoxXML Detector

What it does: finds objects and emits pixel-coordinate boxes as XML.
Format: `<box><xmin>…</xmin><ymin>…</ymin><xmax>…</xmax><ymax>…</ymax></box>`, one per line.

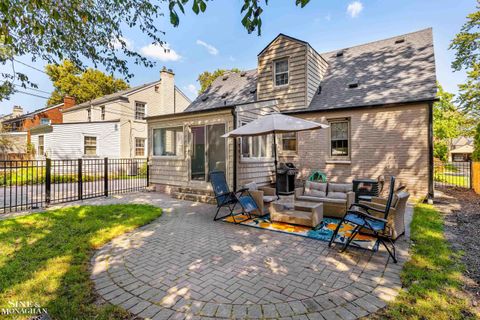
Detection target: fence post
<box><xmin>45</xmin><ymin>158</ymin><xmax>51</xmax><ymax>205</ymax></box>
<box><xmin>104</xmin><ymin>157</ymin><xmax>109</xmax><ymax>197</ymax></box>
<box><xmin>470</xmin><ymin>161</ymin><xmax>473</xmax><ymax>189</ymax></box>
<box><xmin>146</xmin><ymin>160</ymin><xmax>150</xmax><ymax>187</ymax></box>
<box><xmin>78</xmin><ymin>158</ymin><xmax>83</xmax><ymax>200</ymax></box>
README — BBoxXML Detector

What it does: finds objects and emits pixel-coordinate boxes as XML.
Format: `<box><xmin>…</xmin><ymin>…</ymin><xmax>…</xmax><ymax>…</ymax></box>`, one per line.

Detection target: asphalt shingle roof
<box><xmin>186</xmin><ymin>28</ymin><xmax>436</xmax><ymax>113</ymax></box>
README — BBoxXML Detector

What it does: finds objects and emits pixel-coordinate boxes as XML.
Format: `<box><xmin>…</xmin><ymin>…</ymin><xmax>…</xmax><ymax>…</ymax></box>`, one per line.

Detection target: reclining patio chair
<box><xmin>329</xmin><ymin>176</ymin><xmax>398</xmax><ymax>263</ymax></box>
<box><xmin>209</xmin><ymin>170</ymin><xmax>260</xmax><ymax>224</ymax></box>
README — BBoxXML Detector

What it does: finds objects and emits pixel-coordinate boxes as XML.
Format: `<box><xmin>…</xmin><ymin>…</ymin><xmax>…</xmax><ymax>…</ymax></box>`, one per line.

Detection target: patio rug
<box><xmin>223</xmin><ymin>214</ymin><xmax>378</xmax><ymax>250</ymax></box>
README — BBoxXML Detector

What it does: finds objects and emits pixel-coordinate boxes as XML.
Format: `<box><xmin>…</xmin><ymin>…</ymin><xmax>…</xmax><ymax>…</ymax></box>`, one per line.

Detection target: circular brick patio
<box><xmin>91</xmin><ymin>195</ymin><xmax>408</xmax><ymax>319</ymax></box>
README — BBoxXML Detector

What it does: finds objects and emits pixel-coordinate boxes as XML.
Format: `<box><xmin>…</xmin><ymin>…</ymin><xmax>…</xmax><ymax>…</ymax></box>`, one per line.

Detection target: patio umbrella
<box><xmin>222</xmin><ymin>113</ymin><xmax>329</xmax><ymax>196</ymax></box>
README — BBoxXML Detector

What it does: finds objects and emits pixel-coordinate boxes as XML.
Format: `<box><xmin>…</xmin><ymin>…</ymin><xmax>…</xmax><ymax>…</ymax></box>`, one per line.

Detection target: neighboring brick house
<box><xmin>146</xmin><ymin>29</ymin><xmax>437</xmax><ymax>199</ymax></box>
<box><xmin>30</xmin><ymin>68</ymin><xmax>191</xmax><ymax>159</ymax></box>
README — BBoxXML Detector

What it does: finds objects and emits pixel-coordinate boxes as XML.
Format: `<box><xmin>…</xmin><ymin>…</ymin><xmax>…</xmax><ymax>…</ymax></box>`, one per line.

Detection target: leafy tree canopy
<box><xmin>0</xmin><ymin>0</ymin><xmax>311</xmax><ymax>101</ymax></box>
<box><xmin>45</xmin><ymin>60</ymin><xmax>129</xmax><ymax>106</ymax></box>
<box><xmin>473</xmin><ymin>122</ymin><xmax>480</xmax><ymax>161</ymax></box>
<box><xmin>197</xmin><ymin>68</ymin><xmax>241</xmax><ymax>93</ymax></box>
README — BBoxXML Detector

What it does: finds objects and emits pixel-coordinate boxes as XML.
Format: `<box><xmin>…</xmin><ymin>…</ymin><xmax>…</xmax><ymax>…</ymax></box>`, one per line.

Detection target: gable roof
<box><xmin>2</xmin><ymin>103</ymin><xmax>63</xmax><ymax>123</ymax></box>
<box><xmin>185</xmin><ymin>28</ymin><xmax>436</xmax><ymax>114</ymax></box>
<box><xmin>185</xmin><ymin>70</ymin><xmax>257</xmax><ymax>112</ymax></box>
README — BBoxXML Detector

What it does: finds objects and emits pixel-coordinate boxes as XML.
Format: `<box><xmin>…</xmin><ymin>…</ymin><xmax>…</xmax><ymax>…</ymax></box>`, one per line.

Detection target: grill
<box><xmin>276</xmin><ymin>162</ymin><xmax>298</xmax><ymax>195</ymax></box>
<box><xmin>352</xmin><ymin>179</ymin><xmax>380</xmax><ymax>202</ymax></box>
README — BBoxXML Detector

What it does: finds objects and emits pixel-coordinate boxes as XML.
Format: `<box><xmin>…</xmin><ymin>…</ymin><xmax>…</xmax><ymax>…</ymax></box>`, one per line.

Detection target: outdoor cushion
<box><xmin>263</xmin><ymin>195</ymin><xmax>277</xmax><ymax>203</ymax></box>
<box><xmin>304</xmin><ymin>181</ymin><xmax>327</xmax><ymax>198</ymax></box>
<box><xmin>297</xmin><ymin>195</ymin><xmax>346</xmax><ymax>204</ymax></box>
<box><xmin>244</xmin><ymin>181</ymin><xmax>258</xmax><ymax>191</ymax></box>
<box><xmin>344</xmin><ymin>212</ymin><xmax>386</xmax><ymax>232</ymax></box>
<box><xmin>327</xmin><ymin>192</ymin><xmax>347</xmax><ymax>200</ymax></box>
<box><xmin>328</xmin><ymin>183</ymin><xmax>352</xmax><ymax>193</ymax></box>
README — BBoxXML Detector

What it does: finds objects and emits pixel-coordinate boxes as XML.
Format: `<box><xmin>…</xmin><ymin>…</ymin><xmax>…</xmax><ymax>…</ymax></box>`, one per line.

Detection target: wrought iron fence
<box><xmin>434</xmin><ymin>160</ymin><xmax>472</xmax><ymax>189</ymax></box>
<box><xmin>1</xmin><ymin>158</ymin><xmax>149</xmax><ymax>213</ymax></box>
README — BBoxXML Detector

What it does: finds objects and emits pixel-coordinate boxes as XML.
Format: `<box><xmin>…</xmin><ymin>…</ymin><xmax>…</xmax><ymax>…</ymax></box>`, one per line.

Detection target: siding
<box><xmin>306</xmin><ymin>46</ymin><xmax>329</xmax><ymax>106</ymax></box>
<box><xmin>257</xmin><ymin>36</ymin><xmax>308</xmax><ymax>111</ymax></box>
<box><xmin>30</xmin><ymin>122</ymin><xmax>120</xmax><ymax>159</ymax></box>
<box><xmin>279</xmin><ymin>103</ymin><xmax>430</xmax><ymax>199</ymax></box>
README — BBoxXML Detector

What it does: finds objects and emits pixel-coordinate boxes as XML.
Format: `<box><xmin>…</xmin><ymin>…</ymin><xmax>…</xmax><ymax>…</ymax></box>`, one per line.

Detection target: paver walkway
<box><xmin>90</xmin><ymin>192</ymin><xmax>410</xmax><ymax>319</ymax></box>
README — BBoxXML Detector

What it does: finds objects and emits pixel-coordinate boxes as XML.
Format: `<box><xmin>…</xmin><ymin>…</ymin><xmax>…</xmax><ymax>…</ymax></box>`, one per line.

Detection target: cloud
<box><xmin>347</xmin><ymin>1</ymin><xmax>363</xmax><ymax>18</ymax></box>
<box><xmin>196</xmin><ymin>40</ymin><xmax>219</xmax><ymax>55</ymax></box>
<box><xmin>112</xmin><ymin>36</ymin><xmax>133</xmax><ymax>50</ymax></box>
<box><xmin>140</xmin><ymin>43</ymin><xmax>181</xmax><ymax>62</ymax></box>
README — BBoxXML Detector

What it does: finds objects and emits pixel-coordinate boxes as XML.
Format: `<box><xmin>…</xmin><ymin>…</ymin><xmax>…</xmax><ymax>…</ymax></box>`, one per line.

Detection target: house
<box><xmin>34</xmin><ymin>68</ymin><xmax>191</xmax><ymax>159</ymax></box>
<box><xmin>449</xmin><ymin>136</ymin><xmax>473</xmax><ymax>162</ymax></box>
<box><xmin>0</xmin><ymin>106</ymin><xmax>24</xmax><ymax>127</ymax></box>
<box><xmin>146</xmin><ymin>29</ymin><xmax>437</xmax><ymax>199</ymax></box>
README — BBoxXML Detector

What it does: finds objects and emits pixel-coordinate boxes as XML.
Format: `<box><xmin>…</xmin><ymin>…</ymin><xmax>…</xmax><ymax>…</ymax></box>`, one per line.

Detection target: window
<box><xmin>329</xmin><ymin>120</ymin><xmax>350</xmax><ymax>157</ymax></box>
<box><xmin>135</xmin><ymin>102</ymin><xmax>146</xmax><ymax>120</ymax></box>
<box><xmin>38</xmin><ymin>135</ymin><xmax>44</xmax><ymax>156</ymax></box>
<box><xmin>84</xmin><ymin>136</ymin><xmax>97</xmax><ymax>156</ymax></box>
<box><xmin>100</xmin><ymin>106</ymin><xmax>105</xmax><ymax>120</ymax></box>
<box><xmin>282</xmin><ymin>132</ymin><xmax>297</xmax><ymax>152</ymax></box>
<box><xmin>87</xmin><ymin>108</ymin><xmax>91</xmax><ymax>122</ymax></box>
<box><xmin>274</xmin><ymin>59</ymin><xmax>289</xmax><ymax>86</ymax></box>
<box><xmin>135</xmin><ymin>138</ymin><xmax>146</xmax><ymax>156</ymax></box>
<box><xmin>40</xmin><ymin>118</ymin><xmax>50</xmax><ymax>125</ymax></box>
<box><xmin>153</xmin><ymin>127</ymin><xmax>183</xmax><ymax>156</ymax></box>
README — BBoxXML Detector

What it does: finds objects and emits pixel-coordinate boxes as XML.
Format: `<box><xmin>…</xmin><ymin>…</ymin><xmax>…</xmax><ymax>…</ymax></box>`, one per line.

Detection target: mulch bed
<box><xmin>435</xmin><ymin>186</ymin><xmax>480</xmax><ymax>307</ymax></box>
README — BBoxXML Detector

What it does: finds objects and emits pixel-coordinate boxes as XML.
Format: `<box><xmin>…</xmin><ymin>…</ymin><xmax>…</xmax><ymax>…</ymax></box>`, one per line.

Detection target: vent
<box><xmin>249</xmin><ymin>88</ymin><xmax>257</xmax><ymax>94</ymax></box>
<box><xmin>395</xmin><ymin>38</ymin><xmax>405</xmax><ymax>44</ymax></box>
<box><xmin>201</xmin><ymin>96</ymin><xmax>208</xmax><ymax>101</ymax></box>
<box><xmin>336</xmin><ymin>50</ymin><xmax>344</xmax><ymax>57</ymax></box>
<box><xmin>240</xmin><ymin>71</ymin><xmax>247</xmax><ymax>77</ymax></box>
<box><xmin>221</xmin><ymin>92</ymin><xmax>228</xmax><ymax>99</ymax></box>
<box><xmin>222</xmin><ymin>75</ymin><xmax>229</xmax><ymax>81</ymax></box>
<box><xmin>317</xmin><ymin>85</ymin><xmax>322</xmax><ymax>95</ymax></box>
<box><xmin>348</xmin><ymin>81</ymin><xmax>359</xmax><ymax>89</ymax></box>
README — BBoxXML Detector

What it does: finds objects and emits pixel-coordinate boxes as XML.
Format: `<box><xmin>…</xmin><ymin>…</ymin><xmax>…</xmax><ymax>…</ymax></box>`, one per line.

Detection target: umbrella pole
<box><xmin>273</xmin><ymin>132</ymin><xmax>279</xmax><ymax>198</ymax></box>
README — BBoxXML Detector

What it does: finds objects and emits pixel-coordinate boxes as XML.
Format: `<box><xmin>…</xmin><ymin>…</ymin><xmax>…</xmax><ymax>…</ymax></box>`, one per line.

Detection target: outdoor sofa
<box><xmin>295</xmin><ymin>181</ymin><xmax>355</xmax><ymax>218</ymax></box>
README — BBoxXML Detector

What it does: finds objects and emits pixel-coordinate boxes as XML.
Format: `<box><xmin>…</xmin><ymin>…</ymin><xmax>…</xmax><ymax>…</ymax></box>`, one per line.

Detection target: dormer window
<box><xmin>274</xmin><ymin>58</ymin><xmax>289</xmax><ymax>87</ymax></box>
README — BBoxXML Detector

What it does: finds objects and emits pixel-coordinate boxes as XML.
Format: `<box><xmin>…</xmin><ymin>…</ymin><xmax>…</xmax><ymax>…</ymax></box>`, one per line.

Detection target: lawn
<box><xmin>0</xmin><ymin>204</ymin><xmax>162</xmax><ymax>319</ymax></box>
<box><xmin>434</xmin><ymin>172</ymin><xmax>470</xmax><ymax>188</ymax></box>
<box><xmin>380</xmin><ymin>203</ymin><xmax>478</xmax><ymax>319</ymax></box>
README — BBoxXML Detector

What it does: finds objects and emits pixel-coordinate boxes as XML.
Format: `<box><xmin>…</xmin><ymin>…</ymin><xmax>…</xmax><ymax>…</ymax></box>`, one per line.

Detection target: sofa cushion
<box><xmin>296</xmin><ymin>195</ymin><xmax>346</xmax><ymax>205</ymax></box>
<box><xmin>304</xmin><ymin>181</ymin><xmax>327</xmax><ymax>198</ymax></box>
<box><xmin>263</xmin><ymin>195</ymin><xmax>277</xmax><ymax>203</ymax></box>
<box><xmin>244</xmin><ymin>181</ymin><xmax>258</xmax><ymax>191</ymax></box>
<box><xmin>327</xmin><ymin>192</ymin><xmax>347</xmax><ymax>200</ymax></box>
<box><xmin>328</xmin><ymin>183</ymin><xmax>353</xmax><ymax>193</ymax></box>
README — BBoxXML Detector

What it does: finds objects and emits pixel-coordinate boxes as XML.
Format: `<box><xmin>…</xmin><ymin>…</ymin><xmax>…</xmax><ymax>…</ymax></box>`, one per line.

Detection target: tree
<box><xmin>0</xmin><ymin>0</ymin><xmax>311</xmax><ymax>101</ymax></box>
<box><xmin>450</xmin><ymin>4</ymin><xmax>480</xmax><ymax>115</ymax></box>
<box><xmin>197</xmin><ymin>68</ymin><xmax>241</xmax><ymax>93</ymax></box>
<box><xmin>45</xmin><ymin>60</ymin><xmax>129</xmax><ymax>106</ymax></box>
<box><xmin>433</xmin><ymin>84</ymin><xmax>474</xmax><ymax>161</ymax></box>
<box><xmin>473</xmin><ymin>123</ymin><xmax>480</xmax><ymax>161</ymax></box>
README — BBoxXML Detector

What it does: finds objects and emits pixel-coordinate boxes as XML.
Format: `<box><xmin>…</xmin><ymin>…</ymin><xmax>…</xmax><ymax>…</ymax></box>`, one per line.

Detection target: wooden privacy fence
<box><xmin>473</xmin><ymin>162</ymin><xmax>480</xmax><ymax>195</ymax></box>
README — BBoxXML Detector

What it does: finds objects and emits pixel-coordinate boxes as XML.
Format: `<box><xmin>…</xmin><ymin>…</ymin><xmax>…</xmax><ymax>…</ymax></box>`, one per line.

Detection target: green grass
<box><xmin>0</xmin><ymin>204</ymin><xmax>162</xmax><ymax>319</ymax></box>
<box><xmin>434</xmin><ymin>173</ymin><xmax>470</xmax><ymax>187</ymax></box>
<box><xmin>381</xmin><ymin>204</ymin><xmax>478</xmax><ymax>319</ymax></box>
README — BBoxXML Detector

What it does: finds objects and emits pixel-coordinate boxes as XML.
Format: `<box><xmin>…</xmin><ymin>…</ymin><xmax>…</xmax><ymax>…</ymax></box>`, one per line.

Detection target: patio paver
<box><xmin>90</xmin><ymin>192</ymin><xmax>410</xmax><ymax>319</ymax></box>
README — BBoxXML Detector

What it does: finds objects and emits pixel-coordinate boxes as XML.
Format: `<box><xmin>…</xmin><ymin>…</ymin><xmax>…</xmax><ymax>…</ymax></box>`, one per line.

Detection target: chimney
<box><xmin>159</xmin><ymin>67</ymin><xmax>175</xmax><ymax>115</ymax></box>
<box><xmin>63</xmin><ymin>95</ymin><xmax>76</xmax><ymax>109</ymax></box>
<box><xmin>12</xmin><ymin>106</ymin><xmax>23</xmax><ymax>117</ymax></box>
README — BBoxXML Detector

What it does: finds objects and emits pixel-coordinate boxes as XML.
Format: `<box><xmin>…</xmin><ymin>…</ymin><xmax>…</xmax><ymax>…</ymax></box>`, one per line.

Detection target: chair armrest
<box><xmin>371</xmin><ymin>197</ymin><xmax>387</xmax><ymax>205</ymax></box>
<box><xmin>346</xmin><ymin>191</ymin><xmax>355</xmax><ymax>209</ymax></box>
<box><xmin>348</xmin><ymin>208</ymin><xmax>388</xmax><ymax>223</ymax></box>
<box><xmin>350</xmin><ymin>202</ymin><xmax>385</xmax><ymax>215</ymax></box>
<box><xmin>295</xmin><ymin>187</ymin><xmax>304</xmax><ymax>198</ymax></box>
<box><xmin>235</xmin><ymin>187</ymin><xmax>249</xmax><ymax>195</ymax></box>
<box><xmin>259</xmin><ymin>186</ymin><xmax>276</xmax><ymax>196</ymax></box>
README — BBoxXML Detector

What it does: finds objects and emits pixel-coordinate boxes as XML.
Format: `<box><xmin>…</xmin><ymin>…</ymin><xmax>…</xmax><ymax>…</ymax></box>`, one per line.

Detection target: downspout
<box><xmin>428</xmin><ymin>101</ymin><xmax>434</xmax><ymax>202</ymax></box>
<box><xmin>231</xmin><ymin>107</ymin><xmax>237</xmax><ymax>192</ymax></box>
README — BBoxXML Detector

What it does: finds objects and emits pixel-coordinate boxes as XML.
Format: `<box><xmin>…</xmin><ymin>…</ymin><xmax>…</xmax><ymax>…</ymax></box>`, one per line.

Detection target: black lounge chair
<box><xmin>209</xmin><ymin>170</ymin><xmax>260</xmax><ymax>224</ymax></box>
<box><xmin>329</xmin><ymin>176</ymin><xmax>398</xmax><ymax>263</ymax></box>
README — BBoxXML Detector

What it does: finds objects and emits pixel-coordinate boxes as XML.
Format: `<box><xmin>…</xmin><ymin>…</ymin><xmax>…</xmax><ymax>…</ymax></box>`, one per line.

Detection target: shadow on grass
<box><xmin>0</xmin><ymin>204</ymin><xmax>162</xmax><ymax>319</ymax></box>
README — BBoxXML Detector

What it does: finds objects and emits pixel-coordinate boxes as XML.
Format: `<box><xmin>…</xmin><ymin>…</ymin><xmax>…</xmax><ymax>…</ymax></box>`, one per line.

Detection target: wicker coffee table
<box><xmin>270</xmin><ymin>200</ymin><xmax>323</xmax><ymax>228</ymax></box>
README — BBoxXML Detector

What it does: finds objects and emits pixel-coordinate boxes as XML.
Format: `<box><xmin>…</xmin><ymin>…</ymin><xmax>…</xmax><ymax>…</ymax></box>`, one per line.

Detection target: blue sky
<box><xmin>0</xmin><ymin>0</ymin><xmax>475</xmax><ymax>114</ymax></box>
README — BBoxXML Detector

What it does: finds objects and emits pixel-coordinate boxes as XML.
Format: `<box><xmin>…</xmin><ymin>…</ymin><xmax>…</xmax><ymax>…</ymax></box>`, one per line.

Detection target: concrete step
<box><xmin>177</xmin><ymin>187</ymin><xmax>214</xmax><ymax>196</ymax></box>
<box><xmin>171</xmin><ymin>191</ymin><xmax>216</xmax><ymax>205</ymax></box>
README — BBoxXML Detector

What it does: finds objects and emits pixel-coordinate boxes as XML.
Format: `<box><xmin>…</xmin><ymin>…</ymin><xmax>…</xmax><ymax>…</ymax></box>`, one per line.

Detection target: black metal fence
<box><xmin>1</xmin><ymin>158</ymin><xmax>149</xmax><ymax>213</ymax></box>
<box><xmin>434</xmin><ymin>160</ymin><xmax>472</xmax><ymax>189</ymax></box>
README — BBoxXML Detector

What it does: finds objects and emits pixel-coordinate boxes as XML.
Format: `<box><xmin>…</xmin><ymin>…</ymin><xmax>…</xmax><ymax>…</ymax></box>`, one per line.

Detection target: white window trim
<box><xmin>239</xmin><ymin>121</ymin><xmax>274</xmax><ymax>162</ymax></box>
<box><xmin>135</xmin><ymin>101</ymin><xmax>147</xmax><ymax>121</ymax></box>
<box><xmin>82</xmin><ymin>134</ymin><xmax>98</xmax><ymax>157</ymax></box>
<box><xmin>273</xmin><ymin>58</ymin><xmax>289</xmax><ymax>88</ymax></box>
<box><xmin>37</xmin><ymin>135</ymin><xmax>45</xmax><ymax>156</ymax></box>
<box><xmin>150</xmin><ymin>125</ymin><xmax>185</xmax><ymax>160</ymax></box>
<box><xmin>280</xmin><ymin>132</ymin><xmax>297</xmax><ymax>155</ymax></box>
<box><xmin>134</xmin><ymin>137</ymin><xmax>146</xmax><ymax>157</ymax></box>
<box><xmin>100</xmin><ymin>106</ymin><xmax>106</xmax><ymax>121</ymax></box>
<box><xmin>328</xmin><ymin>118</ymin><xmax>351</xmax><ymax>161</ymax></box>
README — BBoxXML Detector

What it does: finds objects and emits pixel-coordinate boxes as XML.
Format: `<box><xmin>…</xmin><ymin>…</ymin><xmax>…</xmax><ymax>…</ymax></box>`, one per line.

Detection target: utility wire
<box><xmin>13</xmin><ymin>84</ymin><xmax>51</xmax><ymax>95</ymax></box>
<box><xmin>15</xmin><ymin>90</ymin><xmax>49</xmax><ymax>99</ymax></box>
<box><xmin>12</xmin><ymin>59</ymin><xmax>47</xmax><ymax>74</ymax></box>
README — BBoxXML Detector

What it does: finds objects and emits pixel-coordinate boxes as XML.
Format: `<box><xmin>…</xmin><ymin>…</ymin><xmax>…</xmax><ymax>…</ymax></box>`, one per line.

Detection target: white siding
<box><xmin>31</xmin><ymin>122</ymin><xmax>120</xmax><ymax>159</ymax></box>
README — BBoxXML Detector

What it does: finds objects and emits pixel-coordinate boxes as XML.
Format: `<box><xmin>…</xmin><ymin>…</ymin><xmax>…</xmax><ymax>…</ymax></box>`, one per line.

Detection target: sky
<box><xmin>0</xmin><ymin>0</ymin><xmax>476</xmax><ymax>114</ymax></box>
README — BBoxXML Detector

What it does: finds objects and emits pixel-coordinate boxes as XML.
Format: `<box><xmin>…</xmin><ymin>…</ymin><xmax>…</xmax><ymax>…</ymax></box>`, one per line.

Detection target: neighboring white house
<box><xmin>30</xmin><ymin>67</ymin><xmax>191</xmax><ymax>159</ymax></box>
<box><xmin>30</xmin><ymin>121</ymin><xmax>120</xmax><ymax>159</ymax></box>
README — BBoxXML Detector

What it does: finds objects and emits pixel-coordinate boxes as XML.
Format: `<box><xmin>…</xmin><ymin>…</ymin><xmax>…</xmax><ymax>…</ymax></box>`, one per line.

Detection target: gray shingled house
<box><xmin>146</xmin><ymin>28</ymin><xmax>437</xmax><ymax>200</ymax></box>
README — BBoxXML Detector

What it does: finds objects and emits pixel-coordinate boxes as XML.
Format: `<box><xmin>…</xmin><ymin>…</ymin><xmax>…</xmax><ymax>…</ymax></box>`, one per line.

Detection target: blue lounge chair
<box><xmin>209</xmin><ymin>170</ymin><xmax>260</xmax><ymax>224</ymax></box>
<box><xmin>329</xmin><ymin>176</ymin><xmax>398</xmax><ymax>263</ymax></box>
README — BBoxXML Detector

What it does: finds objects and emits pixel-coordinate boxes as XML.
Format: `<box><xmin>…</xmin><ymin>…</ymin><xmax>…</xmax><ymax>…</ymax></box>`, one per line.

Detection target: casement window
<box><xmin>135</xmin><ymin>138</ymin><xmax>146</xmax><ymax>157</ymax></box>
<box><xmin>135</xmin><ymin>102</ymin><xmax>146</xmax><ymax>120</ymax></box>
<box><xmin>240</xmin><ymin>122</ymin><xmax>271</xmax><ymax>159</ymax></box>
<box><xmin>329</xmin><ymin>119</ymin><xmax>350</xmax><ymax>157</ymax></box>
<box><xmin>84</xmin><ymin>136</ymin><xmax>97</xmax><ymax>156</ymax></box>
<box><xmin>40</xmin><ymin>118</ymin><xmax>51</xmax><ymax>125</ymax></box>
<box><xmin>87</xmin><ymin>108</ymin><xmax>91</xmax><ymax>122</ymax></box>
<box><xmin>100</xmin><ymin>106</ymin><xmax>105</xmax><ymax>120</ymax></box>
<box><xmin>281</xmin><ymin>132</ymin><xmax>297</xmax><ymax>152</ymax></box>
<box><xmin>153</xmin><ymin>126</ymin><xmax>183</xmax><ymax>157</ymax></box>
<box><xmin>274</xmin><ymin>58</ymin><xmax>289</xmax><ymax>86</ymax></box>
<box><xmin>38</xmin><ymin>135</ymin><xmax>44</xmax><ymax>156</ymax></box>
